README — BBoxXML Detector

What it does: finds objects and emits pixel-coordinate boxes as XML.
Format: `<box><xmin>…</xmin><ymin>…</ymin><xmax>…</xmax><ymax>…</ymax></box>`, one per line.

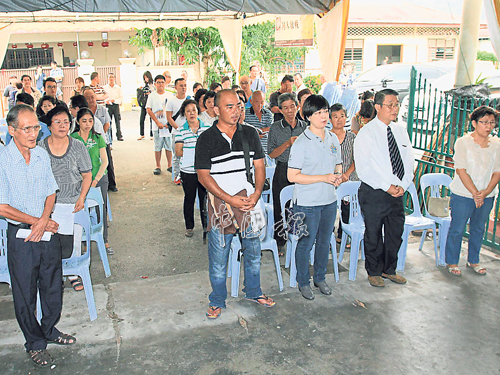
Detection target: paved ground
<box><xmin>1</xmin><ymin>110</ymin><xmax>500</xmax><ymax>374</ymax></box>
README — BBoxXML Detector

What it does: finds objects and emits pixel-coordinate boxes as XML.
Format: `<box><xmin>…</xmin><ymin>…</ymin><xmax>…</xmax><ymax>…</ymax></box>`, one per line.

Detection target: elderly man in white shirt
<box><xmin>103</xmin><ymin>72</ymin><xmax>123</xmax><ymax>141</ymax></box>
<box><xmin>354</xmin><ymin>88</ymin><xmax>414</xmax><ymax>288</ymax></box>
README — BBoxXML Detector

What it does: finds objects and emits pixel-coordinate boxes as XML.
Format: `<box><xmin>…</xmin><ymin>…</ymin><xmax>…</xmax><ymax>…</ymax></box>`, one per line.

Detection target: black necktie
<box><xmin>387</xmin><ymin>126</ymin><xmax>404</xmax><ymax>181</ymax></box>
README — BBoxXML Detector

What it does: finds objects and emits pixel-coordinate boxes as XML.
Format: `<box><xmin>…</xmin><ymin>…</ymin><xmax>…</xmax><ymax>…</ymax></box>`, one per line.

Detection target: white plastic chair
<box><xmin>420</xmin><ymin>173</ymin><xmax>452</xmax><ymax>266</ymax></box>
<box><xmin>397</xmin><ymin>182</ymin><xmax>438</xmax><ymax>271</ymax></box>
<box><xmin>0</xmin><ymin>219</ymin><xmax>10</xmax><ymax>286</ymax></box>
<box><xmin>336</xmin><ymin>181</ymin><xmax>365</xmax><ymax>281</ymax></box>
<box><xmin>230</xmin><ymin>200</ymin><xmax>283</xmax><ymax>297</ymax></box>
<box><xmin>84</xmin><ymin>187</ymin><xmax>111</xmax><ymax>277</ymax></box>
<box><xmin>262</xmin><ymin>166</ymin><xmax>275</xmax><ymax>204</ymax></box>
<box><xmin>62</xmin><ymin>210</ymin><xmax>98</xmax><ymax>321</ymax></box>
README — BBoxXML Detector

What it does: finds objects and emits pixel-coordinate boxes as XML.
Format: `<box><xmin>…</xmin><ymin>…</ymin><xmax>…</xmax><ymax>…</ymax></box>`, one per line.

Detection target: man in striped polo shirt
<box><xmin>195</xmin><ymin>90</ymin><xmax>276</xmax><ymax>319</ymax></box>
<box><xmin>89</xmin><ymin>72</ymin><xmax>109</xmax><ymax>106</ymax></box>
<box><xmin>244</xmin><ymin>90</ymin><xmax>273</xmax><ymax>154</ymax></box>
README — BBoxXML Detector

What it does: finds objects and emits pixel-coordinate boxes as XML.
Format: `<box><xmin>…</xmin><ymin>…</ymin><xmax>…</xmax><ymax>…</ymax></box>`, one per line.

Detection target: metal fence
<box><xmin>406</xmin><ymin>67</ymin><xmax>500</xmax><ymax>250</ymax></box>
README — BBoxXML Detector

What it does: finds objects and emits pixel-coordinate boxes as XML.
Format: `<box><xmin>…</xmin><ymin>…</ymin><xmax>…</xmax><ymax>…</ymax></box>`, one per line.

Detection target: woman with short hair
<box><xmin>445</xmin><ymin>105</ymin><xmax>500</xmax><ymax>276</ymax></box>
<box><xmin>199</xmin><ymin>90</ymin><xmax>218</xmax><ymax>126</ymax></box>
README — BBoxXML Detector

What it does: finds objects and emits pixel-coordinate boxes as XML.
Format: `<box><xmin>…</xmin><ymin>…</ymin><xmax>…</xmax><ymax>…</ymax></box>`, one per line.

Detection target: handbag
<box><xmin>427</xmin><ymin>196</ymin><xmax>450</xmax><ymax>217</ymax></box>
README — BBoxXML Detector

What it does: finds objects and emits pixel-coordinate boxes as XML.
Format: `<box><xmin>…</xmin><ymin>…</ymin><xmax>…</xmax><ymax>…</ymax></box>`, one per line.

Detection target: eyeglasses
<box><xmin>477</xmin><ymin>120</ymin><xmax>497</xmax><ymax>126</ymax></box>
<box><xmin>381</xmin><ymin>103</ymin><xmax>400</xmax><ymax>109</ymax></box>
<box><xmin>16</xmin><ymin>125</ymin><xmax>41</xmax><ymax>133</ymax></box>
<box><xmin>46</xmin><ymin>85</ymin><xmax>57</xmax><ymax>89</ymax></box>
<box><xmin>240</xmin><ymin>81</ymin><xmax>250</xmax><ymax>85</ymax></box>
<box><xmin>312</xmin><ymin>109</ymin><xmax>329</xmax><ymax>116</ymax></box>
<box><xmin>52</xmin><ymin>120</ymin><xmax>71</xmax><ymax>127</ymax></box>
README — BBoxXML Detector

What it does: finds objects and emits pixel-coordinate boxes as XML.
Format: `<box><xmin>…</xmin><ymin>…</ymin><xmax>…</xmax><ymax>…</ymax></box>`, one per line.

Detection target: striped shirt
<box><xmin>175</xmin><ymin>119</ymin><xmax>210</xmax><ymax>174</ymax></box>
<box><xmin>90</xmin><ymin>84</ymin><xmax>108</xmax><ymax>105</ymax></box>
<box><xmin>338</xmin><ymin>130</ymin><xmax>358</xmax><ymax>181</ymax></box>
<box><xmin>244</xmin><ymin>106</ymin><xmax>273</xmax><ymax>154</ymax></box>
<box><xmin>268</xmin><ymin>118</ymin><xmax>307</xmax><ymax>163</ymax></box>
<box><xmin>0</xmin><ymin>141</ymin><xmax>58</xmax><ymax>223</ymax></box>
<box><xmin>195</xmin><ymin>123</ymin><xmax>264</xmax><ymax>196</ymax></box>
<box><xmin>39</xmin><ymin>137</ymin><xmax>92</xmax><ymax>204</ymax></box>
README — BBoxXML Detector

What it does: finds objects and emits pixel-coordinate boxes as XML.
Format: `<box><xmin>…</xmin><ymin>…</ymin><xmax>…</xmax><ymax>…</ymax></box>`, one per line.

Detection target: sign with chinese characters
<box><xmin>275</xmin><ymin>15</ymin><xmax>314</xmax><ymax>47</ymax></box>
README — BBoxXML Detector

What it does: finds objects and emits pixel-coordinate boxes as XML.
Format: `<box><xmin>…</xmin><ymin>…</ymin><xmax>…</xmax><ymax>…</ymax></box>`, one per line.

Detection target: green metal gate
<box><xmin>406</xmin><ymin>67</ymin><xmax>500</xmax><ymax>250</ymax></box>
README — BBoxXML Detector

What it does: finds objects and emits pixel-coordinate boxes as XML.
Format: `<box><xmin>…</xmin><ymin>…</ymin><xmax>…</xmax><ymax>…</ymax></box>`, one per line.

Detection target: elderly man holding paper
<box><xmin>0</xmin><ymin>104</ymin><xmax>77</xmax><ymax>367</ymax></box>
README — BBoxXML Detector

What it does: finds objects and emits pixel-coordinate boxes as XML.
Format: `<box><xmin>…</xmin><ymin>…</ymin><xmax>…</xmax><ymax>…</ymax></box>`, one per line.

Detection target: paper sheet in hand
<box><xmin>52</xmin><ymin>203</ymin><xmax>75</xmax><ymax>235</ymax></box>
<box><xmin>16</xmin><ymin>229</ymin><xmax>52</xmax><ymax>241</ymax></box>
<box><xmin>159</xmin><ymin>126</ymin><xmax>170</xmax><ymax>138</ymax></box>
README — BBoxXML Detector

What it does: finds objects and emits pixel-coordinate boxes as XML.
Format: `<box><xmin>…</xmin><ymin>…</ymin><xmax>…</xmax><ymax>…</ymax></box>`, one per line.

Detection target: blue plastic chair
<box><xmin>280</xmin><ymin>185</ymin><xmax>322</xmax><ymax>287</ymax></box>
<box><xmin>62</xmin><ymin>210</ymin><xmax>98</xmax><ymax>321</ymax></box>
<box><xmin>0</xmin><ymin>219</ymin><xmax>10</xmax><ymax>286</ymax></box>
<box><xmin>85</xmin><ymin>187</ymin><xmax>111</xmax><ymax>277</ymax></box>
<box><xmin>420</xmin><ymin>173</ymin><xmax>452</xmax><ymax>266</ymax></box>
<box><xmin>265</xmin><ymin>154</ymin><xmax>276</xmax><ymax>167</ymax></box>
<box><xmin>397</xmin><ymin>182</ymin><xmax>438</xmax><ymax>271</ymax></box>
<box><xmin>336</xmin><ymin>181</ymin><xmax>365</xmax><ymax>281</ymax></box>
<box><xmin>107</xmin><ymin>192</ymin><xmax>113</xmax><ymax>222</ymax></box>
<box><xmin>230</xmin><ymin>200</ymin><xmax>283</xmax><ymax>297</ymax></box>
<box><xmin>0</xmin><ymin>120</ymin><xmax>8</xmax><ymax>145</ymax></box>
<box><xmin>262</xmin><ymin>166</ymin><xmax>275</xmax><ymax>204</ymax></box>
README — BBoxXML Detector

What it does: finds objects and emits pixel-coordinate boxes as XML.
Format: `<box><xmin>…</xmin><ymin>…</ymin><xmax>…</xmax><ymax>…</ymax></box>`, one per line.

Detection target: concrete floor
<box><xmin>0</xmin><ymin>110</ymin><xmax>499</xmax><ymax>374</ymax></box>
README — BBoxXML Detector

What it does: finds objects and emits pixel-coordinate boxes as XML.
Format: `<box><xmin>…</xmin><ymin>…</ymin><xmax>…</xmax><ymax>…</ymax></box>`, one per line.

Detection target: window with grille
<box><xmin>344</xmin><ymin>39</ymin><xmax>363</xmax><ymax>72</ymax></box>
<box><xmin>428</xmin><ymin>39</ymin><xmax>455</xmax><ymax>61</ymax></box>
<box><xmin>1</xmin><ymin>48</ymin><xmax>54</xmax><ymax>70</ymax></box>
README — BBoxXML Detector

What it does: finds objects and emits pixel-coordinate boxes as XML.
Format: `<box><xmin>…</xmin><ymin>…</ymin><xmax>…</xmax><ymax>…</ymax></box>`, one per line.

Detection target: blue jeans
<box><xmin>445</xmin><ymin>193</ymin><xmax>494</xmax><ymax>265</ymax></box>
<box><xmin>294</xmin><ymin>202</ymin><xmax>337</xmax><ymax>287</ymax></box>
<box><xmin>207</xmin><ymin>226</ymin><xmax>263</xmax><ymax>308</ymax></box>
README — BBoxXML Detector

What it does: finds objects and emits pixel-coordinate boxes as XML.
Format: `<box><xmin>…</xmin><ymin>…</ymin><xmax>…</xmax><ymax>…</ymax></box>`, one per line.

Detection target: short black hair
<box><xmin>174</xmin><ymin>78</ymin><xmax>185</xmax><ymax>86</ymax></box>
<box><xmin>21</xmin><ymin>74</ymin><xmax>31</xmax><ymax>82</ymax></box>
<box><xmin>203</xmin><ymin>90</ymin><xmax>217</xmax><ymax>107</ymax></box>
<box><xmin>193</xmin><ymin>82</ymin><xmax>202</xmax><ymax>90</ymax></box>
<box><xmin>16</xmin><ymin>93</ymin><xmax>35</xmax><ymax>107</ymax></box>
<box><xmin>180</xmin><ymin>99</ymin><xmax>200</xmax><ymax>117</ymax></box>
<box><xmin>231</xmin><ymin>84</ymin><xmax>240</xmax><ymax>90</ymax></box>
<box><xmin>209</xmin><ymin>82</ymin><xmax>222</xmax><ymax>91</ymax></box>
<box><xmin>221</xmin><ymin>76</ymin><xmax>230</xmax><ymax>83</ymax></box>
<box><xmin>45</xmin><ymin>104</ymin><xmax>71</xmax><ymax>127</ymax></box>
<box><xmin>70</xmin><ymin>95</ymin><xmax>89</xmax><ymax>110</ymax></box>
<box><xmin>329</xmin><ymin>103</ymin><xmax>347</xmax><ymax>116</ymax></box>
<box><xmin>374</xmin><ymin>89</ymin><xmax>399</xmax><ymax>106</ymax></box>
<box><xmin>302</xmin><ymin>95</ymin><xmax>329</xmax><ymax>119</ymax></box>
<box><xmin>36</xmin><ymin>95</ymin><xmax>58</xmax><ymax>118</ymax></box>
<box><xmin>236</xmin><ymin>90</ymin><xmax>247</xmax><ymax>103</ymax></box>
<box><xmin>278</xmin><ymin>92</ymin><xmax>298</xmax><ymax>109</ymax></box>
<box><xmin>281</xmin><ymin>75</ymin><xmax>294</xmax><ymax>84</ymax></box>
<box><xmin>43</xmin><ymin>77</ymin><xmax>57</xmax><ymax>88</ymax></box>
<box><xmin>360</xmin><ymin>90</ymin><xmax>374</xmax><ymax>101</ymax></box>
<box><xmin>154</xmin><ymin>75</ymin><xmax>166</xmax><ymax>82</ymax></box>
<box><xmin>194</xmin><ymin>89</ymin><xmax>208</xmax><ymax>104</ymax></box>
<box><xmin>250</xmin><ymin>65</ymin><xmax>258</xmax><ymax>72</ymax></box>
<box><xmin>359</xmin><ymin>100</ymin><xmax>376</xmax><ymax>119</ymax></box>
<box><xmin>297</xmin><ymin>88</ymin><xmax>312</xmax><ymax>102</ymax></box>
<box><xmin>471</xmin><ymin>105</ymin><xmax>499</xmax><ymax>123</ymax></box>
<box><xmin>51</xmin><ymin>61</ymin><xmax>57</xmax><ymax>65</ymax></box>
<box><xmin>90</xmin><ymin>72</ymin><xmax>99</xmax><ymax>81</ymax></box>
<box><xmin>6</xmin><ymin>104</ymin><xmax>35</xmax><ymax>128</ymax></box>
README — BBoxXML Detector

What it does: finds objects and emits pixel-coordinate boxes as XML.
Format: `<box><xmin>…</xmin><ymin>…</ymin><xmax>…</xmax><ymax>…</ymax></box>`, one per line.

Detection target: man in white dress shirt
<box><xmin>354</xmin><ymin>89</ymin><xmax>414</xmax><ymax>287</ymax></box>
<box><xmin>103</xmin><ymin>73</ymin><xmax>124</xmax><ymax>141</ymax></box>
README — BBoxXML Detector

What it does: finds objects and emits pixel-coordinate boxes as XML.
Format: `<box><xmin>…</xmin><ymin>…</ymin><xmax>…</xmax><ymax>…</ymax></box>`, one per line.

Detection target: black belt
<box><xmin>8</xmin><ymin>222</ymin><xmax>30</xmax><ymax>229</ymax></box>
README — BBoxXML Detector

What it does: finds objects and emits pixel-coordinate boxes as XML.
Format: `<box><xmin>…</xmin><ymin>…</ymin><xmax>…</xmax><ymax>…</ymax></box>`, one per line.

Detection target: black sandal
<box><xmin>29</xmin><ymin>349</ymin><xmax>53</xmax><ymax>366</ymax></box>
<box><xmin>48</xmin><ymin>333</ymin><xmax>76</xmax><ymax>345</ymax></box>
<box><xmin>70</xmin><ymin>278</ymin><xmax>84</xmax><ymax>292</ymax></box>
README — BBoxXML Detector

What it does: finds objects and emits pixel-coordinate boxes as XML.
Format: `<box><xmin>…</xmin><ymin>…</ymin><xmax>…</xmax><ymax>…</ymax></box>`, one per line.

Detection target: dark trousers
<box><xmin>7</xmin><ymin>224</ymin><xmax>63</xmax><ymax>351</ymax></box>
<box><xmin>358</xmin><ymin>182</ymin><xmax>405</xmax><ymax>276</ymax></box>
<box><xmin>105</xmin><ymin>144</ymin><xmax>117</xmax><ymax>190</ymax></box>
<box><xmin>336</xmin><ymin>200</ymin><xmax>350</xmax><ymax>238</ymax></box>
<box><xmin>139</xmin><ymin>107</ymin><xmax>153</xmax><ymax>137</ymax></box>
<box><xmin>106</xmin><ymin>104</ymin><xmax>122</xmax><ymax>139</ymax></box>
<box><xmin>181</xmin><ymin>172</ymin><xmax>207</xmax><ymax>230</ymax></box>
<box><xmin>272</xmin><ymin>161</ymin><xmax>293</xmax><ymax>247</ymax></box>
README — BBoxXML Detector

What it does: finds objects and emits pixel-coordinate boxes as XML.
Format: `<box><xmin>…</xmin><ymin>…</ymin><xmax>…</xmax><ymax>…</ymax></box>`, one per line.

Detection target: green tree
<box><xmin>477</xmin><ymin>50</ymin><xmax>498</xmax><ymax>63</ymax></box>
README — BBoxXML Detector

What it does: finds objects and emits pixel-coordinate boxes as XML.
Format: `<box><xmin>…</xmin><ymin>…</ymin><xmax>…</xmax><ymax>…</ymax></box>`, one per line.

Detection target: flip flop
<box><xmin>206</xmin><ymin>306</ymin><xmax>221</xmax><ymax>319</ymax></box>
<box><xmin>467</xmin><ymin>262</ymin><xmax>487</xmax><ymax>275</ymax></box>
<box><xmin>245</xmin><ymin>295</ymin><xmax>276</xmax><ymax>308</ymax></box>
<box><xmin>48</xmin><ymin>333</ymin><xmax>76</xmax><ymax>345</ymax></box>
<box><xmin>70</xmin><ymin>278</ymin><xmax>84</xmax><ymax>292</ymax></box>
<box><xmin>153</xmin><ymin>168</ymin><xmax>161</xmax><ymax>175</ymax></box>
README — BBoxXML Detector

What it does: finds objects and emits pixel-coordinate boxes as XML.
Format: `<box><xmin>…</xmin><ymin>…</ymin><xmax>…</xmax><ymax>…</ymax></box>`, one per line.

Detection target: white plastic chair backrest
<box><xmin>0</xmin><ymin>219</ymin><xmax>7</xmax><ymax>258</ymax></box>
<box><xmin>279</xmin><ymin>185</ymin><xmax>294</xmax><ymax>230</ymax></box>
<box><xmin>420</xmin><ymin>173</ymin><xmax>452</xmax><ymax>213</ymax></box>
<box><xmin>72</xmin><ymin>210</ymin><xmax>91</xmax><ymax>259</ymax></box>
<box><xmin>406</xmin><ymin>182</ymin><xmax>423</xmax><ymax>218</ymax></box>
<box><xmin>85</xmin><ymin>187</ymin><xmax>104</xmax><ymax>229</ymax></box>
<box><xmin>336</xmin><ymin>181</ymin><xmax>363</xmax><ymax>226</ymax></box>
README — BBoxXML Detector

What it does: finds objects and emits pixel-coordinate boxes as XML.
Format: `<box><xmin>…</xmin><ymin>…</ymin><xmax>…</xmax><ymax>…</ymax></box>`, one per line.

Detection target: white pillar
<box><xmin>77</xmin><ymin>59</ymin><xmax>95</xmax><ymax>85</ymax></box>
<box><xmin>119</xmin><ymin>58</ymin><xmax>137</xmax><ymax>111</ymax></box>
<box><xmin>454</xmin><ymin>0</ymin><xmax>482</xmax><ymax>87</ymax></box>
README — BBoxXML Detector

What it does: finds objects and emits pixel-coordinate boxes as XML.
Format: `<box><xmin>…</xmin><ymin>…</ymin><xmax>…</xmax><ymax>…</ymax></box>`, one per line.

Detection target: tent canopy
<box><xmin>0</xmin><ymin>0</ymin><xmax>334</xmax><ymax>15</ymax></box>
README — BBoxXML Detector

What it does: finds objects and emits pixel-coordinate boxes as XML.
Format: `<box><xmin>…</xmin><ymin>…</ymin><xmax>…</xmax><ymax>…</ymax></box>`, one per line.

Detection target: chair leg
<box><xmin>348</xmin><ymin>234</ymin><xmax>361</xmax><ymax>281</ymax></box>
<box><xmin>310</xmin><ymin>242</ymin><xmax>315</xmax><ymax>266</ymax></box>
<box><xmin>329</xmin><ymin>235</ymin><xmax>339</xmax><ymax>283</ymax></box>
<box><xmin>270</xmin><ymin>243</ymin><xmax>284</xmax><ymax>291</ymax></box>
<box><xmin>95</xmin><ymin>235</ymin><xmax>111</xmax><ymax>278</ymax></box>
<box><xmin>230</xmin><ymin>238</ymin><xmax>241</xmax><ymax>298</ymax></box>
<box><xmin>397</xmin><ymin>227</ymin><xmax>409</xmax><ymax>272</ymax></box>
<box><xmin>419</xmin><ymin>229</ymin><xmax>428</xmax><ymax>251</ymax></box>
<box><xmin>285</xmin><ymin>238</ymin><xmax>291</xmax><ymax>269</ymax></box>
<box><xmin>289</xmin><ymin>240</ymin><xmax>297</xmax><ymax>288</ymax></box>
<box><xmin>80</xmin><ymin>271</ymin><xmax>97</xmax><ymax>321</ymax></box>
<box><xmin>338</xmin><ymin>233</ymin><xmax>348</xmax><ymax>262</ymax></box>
<box><xmin>438</xmin><ymin>222</ymin><xmax>449</xmax><ymax>266</ymax></box>
<box><xmin>36</xmin><ymin>290</ymin><xmax>42</xmax><ymax>323</ymax></box>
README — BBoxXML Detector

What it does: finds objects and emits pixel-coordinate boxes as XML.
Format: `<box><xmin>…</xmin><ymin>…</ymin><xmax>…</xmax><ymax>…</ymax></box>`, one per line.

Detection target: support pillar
<box><xmin>77</xmin><ymin>59</ymin><xmax>95</xmax><ymax>85</ymax></box>
<box><xmin>119</xmin><ymin>57</ymin><xmax>137</xmax><ymax>111</ymax></box>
